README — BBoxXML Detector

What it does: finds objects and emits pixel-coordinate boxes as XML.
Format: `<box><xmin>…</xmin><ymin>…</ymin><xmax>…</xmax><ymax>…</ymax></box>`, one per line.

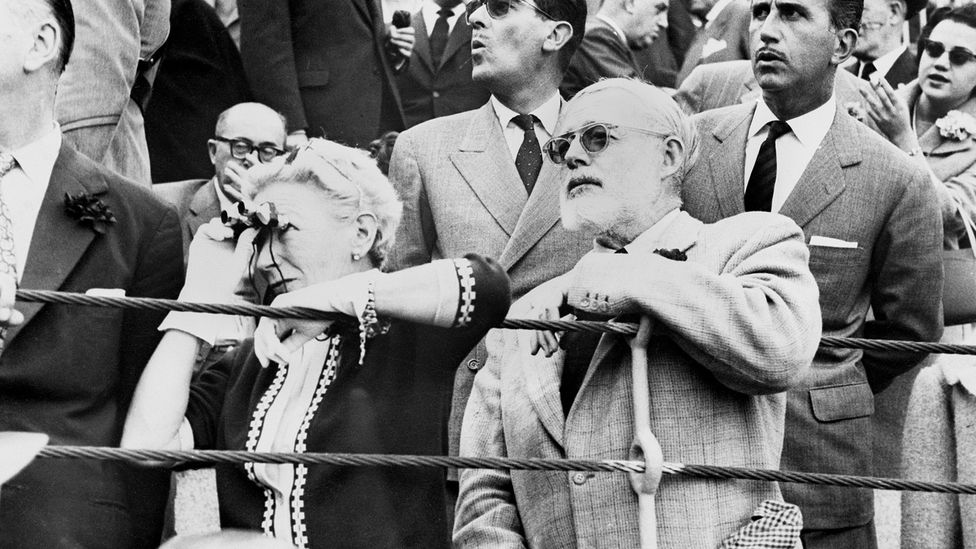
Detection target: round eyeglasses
<box><xmin>213</xmin><ymin>136</ymin><xmax>286</xmax><ymax>164</ymax></box>
<box><xmin>543</xmin><ymin>122</ymin><xmax>670</xmax><ymax>164</ymax></box>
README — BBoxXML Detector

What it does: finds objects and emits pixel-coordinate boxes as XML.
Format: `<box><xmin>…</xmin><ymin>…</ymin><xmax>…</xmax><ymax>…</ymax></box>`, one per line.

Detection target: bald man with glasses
<box><xmin>455</xmin><ymin>78</ymin><xmax>820</xmax><ymax>548</ymax></box>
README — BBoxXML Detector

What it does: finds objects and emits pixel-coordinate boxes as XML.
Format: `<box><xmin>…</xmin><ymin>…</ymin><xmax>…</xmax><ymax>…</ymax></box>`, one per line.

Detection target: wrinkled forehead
<box><xmin>557</xmin><ymin>85</ymin><xmax>666</xmax><ymax>134</ymax></box>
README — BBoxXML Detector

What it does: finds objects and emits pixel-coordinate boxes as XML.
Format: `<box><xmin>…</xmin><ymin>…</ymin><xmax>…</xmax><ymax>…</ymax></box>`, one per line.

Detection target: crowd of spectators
<box><xmin>1</xmin><ymin>0</ymin><xmax>976</xmax><ymax>547</ymax></box>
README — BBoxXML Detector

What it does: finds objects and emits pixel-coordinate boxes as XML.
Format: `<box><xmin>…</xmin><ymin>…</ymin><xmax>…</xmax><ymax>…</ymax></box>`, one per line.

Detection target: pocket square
<box><xmin>809</xmin><ymin>236</ymin><xmax>858</xmax><ymax>248</ymax></box>
<box><xmin>85</xmin><ymin>288</ymin><xmax>126</xmax><ymax>297</ymax></box>
<box><xmin>702</xmin><ymin>38</ymin><xmax>728</xmax><ymax>59</ymax></box>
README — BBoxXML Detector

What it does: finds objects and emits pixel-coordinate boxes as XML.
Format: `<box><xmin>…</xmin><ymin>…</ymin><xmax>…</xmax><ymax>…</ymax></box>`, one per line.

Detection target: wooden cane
<box><xmin>628</xmin><ymin>316</ymin><xmax>663</xmax><ymax>549</ymax></box>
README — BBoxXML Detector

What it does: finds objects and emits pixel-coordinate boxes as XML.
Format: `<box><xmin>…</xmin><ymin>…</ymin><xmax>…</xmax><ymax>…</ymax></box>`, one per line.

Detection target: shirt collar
<box><xmin>422</xmin><ymin>1</ymin><xmax>460</xmax><ymax>23</ymax></box>
<box><xmin>705</xmin><ymin>0</ymin><xmax>735</xmax><ymax>26</ymax></box>
<box><xmin>750</xmin><ymin>94</ymin><xmax>836</xmax><ymax>148</ymax></box>
<box><xmin>595</xmin><ymin>14</ymin><xmax>628</xmax><ymax>47</ymax></box>
<box><xmin>869</xmin><ymin>44</ymin><xmax>907</xmax><ymax>78</ymax></box>
<box><xmin>491</xmin><ymin>92</ymin><xmax>562</xmax><ymax>136</ymax></box>
<box><xmin>593</xmin><ymin>208</ymin><xmax>683</xmax><ymax>253</ymax></box>
<box><xmin>9</xmin><ymin>123</ymin><xmax>62</xmax><ymax>184</ymax></box>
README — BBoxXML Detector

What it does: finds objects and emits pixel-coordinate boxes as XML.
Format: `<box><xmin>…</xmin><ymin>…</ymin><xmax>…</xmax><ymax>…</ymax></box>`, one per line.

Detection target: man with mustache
<box><xmin>455</xmin><ymin>78</ymin><xmax>820</xmax><ymax>548</ymax></box>
<box><xmin>388</xmin><ymin>0</ymin><xmax>590</xmax><ymax>519</ymax></box>
<box><xmin>681</xmin><ymin>0</ymin><xmax>944</xmax><ymax>546</ymax></box>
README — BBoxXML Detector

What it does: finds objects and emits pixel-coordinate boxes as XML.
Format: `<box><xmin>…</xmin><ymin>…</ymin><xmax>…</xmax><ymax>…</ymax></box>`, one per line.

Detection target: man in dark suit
<box><xmin>154</xmin><ymin>102</ymin><xmax>287</xmax><ymax>260</ymax></box>
<box><xmin>681</xmin><ymin>0</ymin><xmax>943</xmax><ymax>546</ymax></box>
<box><xmin>389</xmin><ymin>0</ymin><xmax>591</xmax><ymax>521</ymax></box>
<box><xmin>239</xmin><ymin>0</ymin><xmax>414</xmax><ymax>148</ymax></box>
<box><xmin>560</xmin><ymin>0</ymin><xmax>669</xmax><ymax>98</ymax></box>
<box><xmin>675</xmin><ymin>0</ymin><xmax>752</xmax><ymax>85</ymax></box>
<box><xmin>0</xmin><ymin>1</ymin><xmax>184</xmax><ymax>547</ymax></box>
<box><xmin>847</xmin><ymin>0</ymin><xmax>925</xmax><ymax>86</ymax></box>
<box><xmin>397</xmin><ymin>0</ymin><xmax>490</xmax><ymax>128</ymax></box>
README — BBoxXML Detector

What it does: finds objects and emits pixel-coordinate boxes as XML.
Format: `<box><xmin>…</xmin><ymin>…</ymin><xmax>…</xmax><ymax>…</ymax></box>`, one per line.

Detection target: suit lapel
<box><xmin>740</xmin><ymin>77</ymin><xmax>761</xmax><ymax>104</ymax></box>
<box><xmin>439</xmin><ymin>17</ymin><xmax>471</xmax><ymax>71</ymax></box>
<box><xmin>450</xmin><ymin>103</ymin><xmax>527</xmax><ymax>238</ymax></box>
<box><xmin>778</xmin><ymin>107</ymin><xmax>856</xmax><ymax>227</ymax></box>
<box><xmin>520</xmin><ymin>348</ymin><xmax>566</xmax><ymax>447</ymax></box>
<box><xmin>187</xmin><ymin>180</ymin><xmax>221</xmax><ymax>231</ymax></box>
<box><xmin>413</xmin><ymin>16</ymin><xmax>434</xmax><ymax>73</ymax></box>
<box><xmin>497</xmin><ymin>159</ymin><xmax>563</xmax><ymax>270</ymax></box>
<box><xmin>706</xmin><ymin>105</ymin><xmax>754</xmax><ymax>217</ymax></box>
<box><xmin>8</xmin><ymin>145</ymin><xmax>104</xmax><ymax>342</ymax></box>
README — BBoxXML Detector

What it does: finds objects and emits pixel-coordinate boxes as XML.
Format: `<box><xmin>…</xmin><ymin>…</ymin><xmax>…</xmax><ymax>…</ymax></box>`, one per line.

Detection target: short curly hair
<box><xmin>247</xmin><ymin>139</ymin><xmax>403</xmax><ymax>269</ymax></box>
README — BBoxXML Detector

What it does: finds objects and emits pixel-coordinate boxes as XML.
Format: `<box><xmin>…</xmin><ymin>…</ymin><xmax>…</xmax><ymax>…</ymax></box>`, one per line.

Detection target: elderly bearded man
<box><xmin>454</xmin><ymin>78</ymin><xmax>822</xmax><ymax>548</ymax></box>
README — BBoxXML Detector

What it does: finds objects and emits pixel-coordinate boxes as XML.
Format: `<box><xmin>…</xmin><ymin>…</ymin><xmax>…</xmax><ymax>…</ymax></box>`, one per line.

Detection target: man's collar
<box><xmin>9</xmin><ymin>123</ymin><xmax>62</xmax><ymax>185</ymax></box>
<box><xmin>595</xmin><ymin>13</ymin><xmax>628</xmax><ymax>47</ymax></box>
<box><xmin>491</xmin><ymin>92</ymin><xmax>562</xmax><ymax>136</ymax></box>
<box><xmin>869</xmin><ymin>43</ymin><xmax>908</xmax><ymax>78</ymax></box>
<box><xmin>705</xmin><ymin>0</ymin><xmax>735</xmax><ymax>26</ymax></box>
<box><xmin>751</xmin><ymin>94</ymin><xmax>836</xmax><ymax>148</ymax></box>
<box><xmin>593</xmin><ymin>208</ymin><xmax>683</xmax><ymax>253</ymax></box>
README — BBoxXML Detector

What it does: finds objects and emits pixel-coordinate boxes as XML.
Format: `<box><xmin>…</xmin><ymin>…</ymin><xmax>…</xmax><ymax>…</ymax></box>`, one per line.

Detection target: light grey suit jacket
<box><xmin>682</xmin><ymin>102</ymin><xmax>944</xmax><ymax>528</ymax></box>
<box><xmin>455</xmin><ymin>211</ymin><xmax>821</xmax><ymax>548</ymax></box>
<box><xmin>389</xmin><ymin>101</ymin><xmax>592</xmax><ymax>458</ymax></box>
<box><xmin>153</xmin><ymin>178</ymin><xmax>221</xmax><ymax>262</ymax></box>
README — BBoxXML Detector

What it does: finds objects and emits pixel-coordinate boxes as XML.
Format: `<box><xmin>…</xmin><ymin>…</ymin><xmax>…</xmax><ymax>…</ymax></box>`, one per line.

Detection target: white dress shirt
<box><xmin>860</xmin><ymin>44</ymin><xmax>908</xmax><ymax>80</ymax></box>
<box><xmin>744</xmin><ymin>96</ymin><xmax>836</xmax><ymax>212</ymax></box>
<box><xmin>592</xmin><ymin>209</ymin><xmax>682</xmax><ymax>254</ymax></box>
<box><xmin>4</xmin><ymin>125</ymin><xmax>62</xmax><ymax>282</ymax></box>
<box><xmin>421</xmin><ymin>0</ymin><xmax>462</xmax><ymax>36</ymax></box>
<box><xmin>491</xmin><ymin>92</ymin><xmax>562</xmax><ymax>161</ymax></box>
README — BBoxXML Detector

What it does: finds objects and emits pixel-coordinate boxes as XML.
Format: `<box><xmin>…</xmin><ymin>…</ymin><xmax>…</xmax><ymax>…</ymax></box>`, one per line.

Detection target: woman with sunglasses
<box><xmin>121</xmin><ymin>139</ymin><xmax>511</xmax><ymax>549</ymax></box>
<box><xmin>861</xmin><ymin>4</ymin><xmax>976</xmax><ymax>252</ymax></box>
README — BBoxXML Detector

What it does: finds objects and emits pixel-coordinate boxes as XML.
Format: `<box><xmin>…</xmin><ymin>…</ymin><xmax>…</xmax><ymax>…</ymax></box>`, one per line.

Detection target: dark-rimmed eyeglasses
<box><xmin>213</xmin><ymin>136</ymin><xmax>286</xmax><ymax>164</ymax></box>
<box><xmin>543</xmin><ymin>122</ymin><xmax>669</xmax><ymax>164</ymax></box>
<box><xmin>464</xmin><ymin>0</ymin><xmax>554</xmax><ymax>24</ymax></box>
<box><xmin>920</xmin><ymin>38</ymin><xmax>976</xmax><ymax>66</ymax></box>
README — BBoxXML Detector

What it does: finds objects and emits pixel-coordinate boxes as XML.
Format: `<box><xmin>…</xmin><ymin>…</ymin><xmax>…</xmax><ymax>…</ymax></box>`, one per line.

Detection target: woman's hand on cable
<box><xmin>860</xmin><ymin>77</ymin><xmax>918</xmax><ymax>151</ymax></box>
<box><xmin>510</xmin><ymin>273</ymin><xmax>571</xmax><ymax>357</ymax></box>
<box><xmin>181</xmin><ymin>222</ymin><xmax>257</xmax><ymax>304</ymax></box>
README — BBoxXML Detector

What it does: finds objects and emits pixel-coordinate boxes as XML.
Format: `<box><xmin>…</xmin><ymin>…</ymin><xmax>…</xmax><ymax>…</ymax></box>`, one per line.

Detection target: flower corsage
<box><xmin>935</xmin><ymin>110</ymin><xmax>976</xmax><ymax>141</ymax></box>
<box><xmin>64</xmin><ymin>192</ymin><xmax>116</xmax><ymax>234</ymax></box>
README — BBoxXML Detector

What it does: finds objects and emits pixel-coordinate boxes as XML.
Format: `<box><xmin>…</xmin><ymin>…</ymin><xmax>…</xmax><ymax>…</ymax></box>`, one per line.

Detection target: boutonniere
<box><xmin>845</xmin><ymin>102</ymin><xmax>867</xmax><ymax>124</ymax></box>
<box><xmin>64</xmin><ymin>192</ymin><xmax>116</xmax><ymax>234</ymax></box>
<box><xmin>653</xmin><ymin>248</ymin><xmax>687</xmax><ymax>261</ymax></box>
<box><xmin>935</xmin><ymin>110</ymin><xmax>976</xmax><ymax>141</ymax></box>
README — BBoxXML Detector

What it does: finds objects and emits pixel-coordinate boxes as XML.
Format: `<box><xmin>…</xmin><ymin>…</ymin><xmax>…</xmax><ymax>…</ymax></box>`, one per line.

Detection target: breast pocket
<box><xmin>807</xmin><ymin>245</ymin><xmax>867</xmax><ymax>323</ymax></box>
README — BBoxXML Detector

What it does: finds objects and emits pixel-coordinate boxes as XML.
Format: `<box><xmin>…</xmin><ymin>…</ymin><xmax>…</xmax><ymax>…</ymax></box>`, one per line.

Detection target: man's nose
<box><xmin>564</xmin><ymin>138</ymin><xmax>591</xmax><ymax>169</ymax></box>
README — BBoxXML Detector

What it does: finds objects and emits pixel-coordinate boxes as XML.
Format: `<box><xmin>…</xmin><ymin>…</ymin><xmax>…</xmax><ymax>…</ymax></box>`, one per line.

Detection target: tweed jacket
<box><xmin>388</xmin><ymin>101</ymin><xmax>592</xmax><ymax>458</ymax></box>
<box><xmin>560</xmin><ymin>18</ymin><xmax>640</xmax><ymax>99</ymax></box>
<box><xmin>682</xmin><ymin>102</ymin><xmax>944</xmax><ymax>529</ymax></box>
<box><xmin>153</xmin><ymin>178</ymin><xmax>221</xmax><ymax>261</ymax></box>
<box><xmin>895</xmin><ymin>81</ymin><xmax>976</xmax><ymax>249</ymax></box>
<box><xmin>675</xmin><ymin>0</ymin><xmax>751</xmax><ymax>86</ymax></box>
<box><xmin>0</xmin><ymin>144</ymin><xmax>184</xmax><ymax>548</ymax></box>
<box><xmin>397</xmin><ymin>8</ymin><xmax>490</xmax><ymax>129</ymax></box>
<box><xmin>455</xmin><ymin>211</ymin><xmax>822</xmax><ymax>548</ymax></box>
<box><xmin>674</xmin><ymin>60</ymin><xmax>878</xmax><ymax>133</ymax></box>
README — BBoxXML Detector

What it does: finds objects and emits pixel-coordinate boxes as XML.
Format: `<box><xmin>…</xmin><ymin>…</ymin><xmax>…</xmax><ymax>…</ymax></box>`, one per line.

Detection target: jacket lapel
<box><xmin>778</xmin><ymin>106</ymin><xmax>855</xmax><ymax>227</ymax></box>
<box><xmin>497</xmin><ymin>159</ymin><xmax>564</xmax><ymax>270</ymax></box>
<box><xmin>413</xmin><ymin>16</ymin><xmax>434</xmax><ymax>74</ymax></box>
<box><xmin>187</xmin><ymin>179</ymin><xmax>221</xmax><ymax>228</ymax></box>
<box><xmin>520</xmin><ymin>347</ymin><xmax>567</xmax><ymax>447</ymax></box>
<box><xmin>450</xmin><ymin>103</ymin><xmax>527</xmax><ymax>238</ymax></box>
<box><xmin>740</xmin><ymin>77</ymin><xmax>761</xmax><ymax>104</ymax></box>
<box><xmin>919</xmin><ymin>94</ymin><xmax>976</xmax><ymax>156</ymax></box>
<box><xmin>439</xmin><ymin>17</ymin><xmax>471</xmax><ymax>71</ymax></box>
<box><xmin>706</xmin><ymin>105</ymin><xmax>754</xmax><ymax>218</ymax></box>
<box><xmin>8</xmin><ymin>145</ymin><xmax>104</xmax><ymax>342</ymax></box>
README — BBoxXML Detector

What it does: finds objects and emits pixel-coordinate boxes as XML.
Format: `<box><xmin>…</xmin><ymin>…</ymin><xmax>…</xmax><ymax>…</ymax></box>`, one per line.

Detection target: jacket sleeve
<box><xmin>454</xmin><ymin>329</ymin><xmax>528</xmax><ymax>548</ymax></box>
<box><xmin>238</xmin><ymin>0</ymin><xmax>307</xmax><ymax>131</ymax></box>
<box><xmin>567</xmin><ymin>215</ymin><xmax>822</xmax><ymax>395</ymax></box>
<box><xmin>388</xmin><ymin>128</ymin><xmax>437</xmax><ymax>270</ymax></box>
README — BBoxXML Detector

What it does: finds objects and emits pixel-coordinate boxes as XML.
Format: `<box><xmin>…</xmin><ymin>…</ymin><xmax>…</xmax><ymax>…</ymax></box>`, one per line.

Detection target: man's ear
<box><xmin>208</xmin><ymin>140</ymin><xmax>218</xmax><ymax>165</ymax></box>
<box><xmin>23</xmin><ymin>19</ymin><xmax>60</xmax><ymax>73</ymax></box>
<box><xmin>832</xmin><ymin>27</ymin><xmax>859</xmax><ymax>66</ymax></box>
<box><xmin>542</xmin><ymin>20</ymin><xmax>575</xmax><ymax>54</ymax></box>
<box><xmin>888</xmin><ymin>0</ymin><xmax>906</xmax><ymax>22</ymax></box>
<box><xmin>660</xmin><ymin>137</ymin><xmax>685</xmax><ymax>180</ymax></box>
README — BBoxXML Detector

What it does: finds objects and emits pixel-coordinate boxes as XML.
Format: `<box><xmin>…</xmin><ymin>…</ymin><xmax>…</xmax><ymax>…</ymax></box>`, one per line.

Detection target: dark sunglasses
<box><xmin>920</xmin><ymin>38</ymin><xmax>976</xmax><ymax>66</ymax></box>
<box><xmin>543</xmin><ymin>122</ymin><xmax>669</xmax><ymax>164</ymax></box>
<box><xmin>213</xmin><ymin>136</ymin><xmax>286</xmax><ymax>164</ymax></box>
<box><xmin>464</xmin><ymin>0</ymin><xmax>554</xmax><ymax>24</ymax></box>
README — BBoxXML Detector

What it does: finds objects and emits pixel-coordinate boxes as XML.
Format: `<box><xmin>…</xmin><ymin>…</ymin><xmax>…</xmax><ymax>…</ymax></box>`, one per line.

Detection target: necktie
<box><xmin>860</xmin><ymin>61</ymin><xmax>876</xmax><ymax>81</ymax></box>
<box><xmin>745</xmin><ymin>120</ymin><xmax>791</xmax><ymax>212</ymax></box>
<box><xmin>429</xmin><ymin>7</ymin><xmax>452</xmax><ymax>67</ymax></box>
<box><xmin>0</xmin><ymin>154</ymin><xmax>18</xmax><ymax>353</ymax></box>
<box><xmin>512</xmin><ymin>114</ymin><xmax>542</xmax><ymax>195</ymax></box>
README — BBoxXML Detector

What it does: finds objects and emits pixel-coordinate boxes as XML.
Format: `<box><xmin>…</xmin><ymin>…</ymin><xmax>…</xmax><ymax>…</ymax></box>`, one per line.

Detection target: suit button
<box><xmin>572</xmin><ymin>472</ymin><xmax>587</xmax><ymax>485</ymax></box>
<box><xmin>466</xmin><ymin>359</ymin><xmax>481</xmax><ymax>371</ymax></box>
<box><xmin>432</xmin><ymin>91</ymin><xmax>441</xmax><ymax>98</ymax></box>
